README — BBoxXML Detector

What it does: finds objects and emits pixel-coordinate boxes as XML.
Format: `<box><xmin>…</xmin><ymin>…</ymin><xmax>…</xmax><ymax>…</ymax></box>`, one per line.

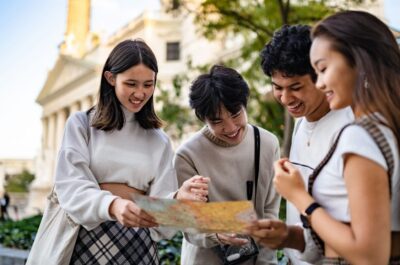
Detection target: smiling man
<box><xmin>247</xmin><ymin>25</ymin><xmax>354</xmax><ymax>264</ymax></box>
<box><xmin>174</xmin><ymin>65</ymin><xmax>281</xmax><ymax>265</ymax></box>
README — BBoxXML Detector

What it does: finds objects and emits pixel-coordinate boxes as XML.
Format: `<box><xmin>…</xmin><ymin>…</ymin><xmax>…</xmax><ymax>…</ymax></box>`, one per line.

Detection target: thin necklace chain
<box><xmin>305</xmin><ymin>120</ymin><xmax>319</xmax><ymax>146</ymax></box>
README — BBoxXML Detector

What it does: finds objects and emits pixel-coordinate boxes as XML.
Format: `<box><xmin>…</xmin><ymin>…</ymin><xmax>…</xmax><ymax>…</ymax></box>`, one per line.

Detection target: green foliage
<box><xmin>157</xmin><ymin>233</ymin><xmax>183</xmax><ymax>264</ymax></box>
<box><xmin>0</xmin><ymin>215</ymin><xmax>42</xmax><ymax>249</ymax></box>
<box><xmin>155</xmin><ymin>59</ymin><xmax>205</xmax><ymax>139</ymax></box>
<box><xmin>279</xmin><ymin>199</ymin><xmax>287</xmax><ymax>221</ymax></box>
<box><xmin>5</xmin><ymin>170</ymin><xmax>35</xmax><ymax>193</ymax></box>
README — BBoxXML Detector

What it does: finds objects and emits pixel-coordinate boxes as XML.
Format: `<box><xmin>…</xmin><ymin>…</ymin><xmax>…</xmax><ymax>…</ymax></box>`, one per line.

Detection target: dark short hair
<box><xmin>91</xmin><ymin>39</ymin><xmax>162</xmax><ymax>131</ymax></box>
<box><xmin>189</xmin><ymin>65</ymin><xmax>249</xmax><ymax>121</ymax></box>
<box><xmin>261</xmin><ymin>25</ymin><xmax>316</xmax><ymax>81</ymax></box>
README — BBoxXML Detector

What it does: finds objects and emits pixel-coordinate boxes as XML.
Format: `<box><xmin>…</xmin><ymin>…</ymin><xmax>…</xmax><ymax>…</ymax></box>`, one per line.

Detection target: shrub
<box><xmin>5</xmin><ymin>170</ymin><xmax>35</xmax><ymax>193</ymax></box>
<box><xmin>158</xmin><ymin>232</ymin><xmax>183</xmax><ymax>264</ymax></box>
<box><xmin>0</xmin><ymin>215</ymin><xmax>42</xmax><ymax>249</ymax></box>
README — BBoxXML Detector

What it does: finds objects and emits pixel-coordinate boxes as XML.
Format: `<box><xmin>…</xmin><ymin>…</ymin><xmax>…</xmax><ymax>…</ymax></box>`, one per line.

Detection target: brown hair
<box><xmin>312</xmin><ymin>10</ymin><xmax>400</xmax><ymax>152</ymax></box>
<box><xmin>90</xmin><ymin>39</ymin><xmax>162</xmax><ymax>131</ymax></box>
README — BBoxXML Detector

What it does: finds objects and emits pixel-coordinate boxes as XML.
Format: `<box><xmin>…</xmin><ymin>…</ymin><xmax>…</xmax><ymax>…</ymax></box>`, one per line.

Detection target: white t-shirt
<box><xmin>285</xmin><ymin>107</ymin><xmax>354</xmax><ymax>265</ymax></box>
<box><xmin>313</xmin><ymin>118</ymin><xmax>400</xmax><ymax>230</ymax></box>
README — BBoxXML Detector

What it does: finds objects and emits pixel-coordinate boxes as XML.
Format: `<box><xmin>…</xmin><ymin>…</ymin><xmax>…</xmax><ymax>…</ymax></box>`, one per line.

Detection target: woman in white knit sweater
<box><xmin>43</xmin><ymin>39</ymin><xmax>208</xmax><ymax>264</ymax></box>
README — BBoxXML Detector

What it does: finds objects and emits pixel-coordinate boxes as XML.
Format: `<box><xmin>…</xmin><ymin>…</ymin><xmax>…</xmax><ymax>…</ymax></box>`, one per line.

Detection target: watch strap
<box><xmin>300</xmin><ymin>202</ymin><xmax>321</xmax><ymax>228</ymax></box>
<box><xmin>305</xmin><ymin>202</ymin><xmax>321</xmax><ymax>215</ymax></box>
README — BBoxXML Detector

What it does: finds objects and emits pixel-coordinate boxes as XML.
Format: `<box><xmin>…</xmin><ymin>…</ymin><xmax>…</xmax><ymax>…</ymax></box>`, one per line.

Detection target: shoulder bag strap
<box><xmin>308</xmin><ymin>122</ymin><xmax>354</xmax><ymax>194</ymax></box>
<box><xmin>306</xmin><ymin>121</ymin><xmax>354</xmax><ymax>253</ymax></box>
<box><xmin>251</xmin><ymin>125</ymin><xmax>260</xmax><ymax>208</ymax></box>
<box><xmin>355</xmin><ymin>117</ymin><xmax>394</xmax><ymax>194</ymax></box>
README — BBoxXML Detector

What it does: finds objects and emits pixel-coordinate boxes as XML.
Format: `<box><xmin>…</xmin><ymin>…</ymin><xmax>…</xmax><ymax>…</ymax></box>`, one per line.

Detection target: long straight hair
<box><xmin>90</xmin><ymin>39</ymin><xmax>162</xmax><ymax>131</ymax></box>
<box><xmin>311</xmin><ymin>10</ymin><xmax>400</xmax><ymax>154</ymax></box>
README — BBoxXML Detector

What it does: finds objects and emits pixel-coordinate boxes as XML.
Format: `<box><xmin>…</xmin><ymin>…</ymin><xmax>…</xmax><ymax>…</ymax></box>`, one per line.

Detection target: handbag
<box><xmin>26</xmin><ymin>112</ymin><xmax>92</xmax><ymax>265</ymax></box>
<box><xmin>25</xmin><ymin>188</ymin><xmax>80</xmax><ymax>265</ymax></box>
<box><xmin>216</xmin><ymin>125</ymin><xmax>261</xmax><ymax>265</ymax></box>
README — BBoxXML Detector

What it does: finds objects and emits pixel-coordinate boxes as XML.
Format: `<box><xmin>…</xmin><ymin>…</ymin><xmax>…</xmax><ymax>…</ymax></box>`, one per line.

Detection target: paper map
<box><xmin>132</xmin><ymin>194</ymin><xmax>257</xmax><ymax>233</ymax></box>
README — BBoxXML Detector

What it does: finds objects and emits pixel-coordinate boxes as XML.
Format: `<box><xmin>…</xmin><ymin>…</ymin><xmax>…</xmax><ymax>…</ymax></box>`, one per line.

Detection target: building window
<box><xmin>166</xmin><ymin>42</ymin><xmax>180</xmax><ymax>61</ymax></box>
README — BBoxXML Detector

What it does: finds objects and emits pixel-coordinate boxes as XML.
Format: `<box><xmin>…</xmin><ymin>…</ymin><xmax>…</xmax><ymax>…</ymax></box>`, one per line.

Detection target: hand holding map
<box><xmin>132</xmin><ymin>194</ymin><xmax>257</xmax><ymax>233</ymax></box>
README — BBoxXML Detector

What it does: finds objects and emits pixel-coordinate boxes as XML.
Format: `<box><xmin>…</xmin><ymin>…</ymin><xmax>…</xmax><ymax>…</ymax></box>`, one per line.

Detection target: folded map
<box><xmin>132</xmin><ymin>194</ymin><xmax>257</xmax><ymax>233</ymax></box>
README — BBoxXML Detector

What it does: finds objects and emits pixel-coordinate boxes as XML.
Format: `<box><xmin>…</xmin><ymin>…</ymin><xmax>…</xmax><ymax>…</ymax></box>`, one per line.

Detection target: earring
<box><xmin>364</xmin><ymin>77</ymin><xmax>370</xmax><ymax>89</ymax></box>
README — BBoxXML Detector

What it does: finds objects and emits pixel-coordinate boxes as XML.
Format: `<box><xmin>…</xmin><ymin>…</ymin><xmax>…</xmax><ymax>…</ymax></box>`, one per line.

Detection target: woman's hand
<box><xmin>176</xmin><ymin>175</ymin><xmax>209</xmax><ymax>202</ymax></box>
<box><xmin>273</xmin><ymin>159</ymin><xmax>308</xmax><ymax>203</ymax></box>
<box><xmin>109</xmin><ymin>198</ymin><xmax>158</xmax><ymax>228</ymax></box>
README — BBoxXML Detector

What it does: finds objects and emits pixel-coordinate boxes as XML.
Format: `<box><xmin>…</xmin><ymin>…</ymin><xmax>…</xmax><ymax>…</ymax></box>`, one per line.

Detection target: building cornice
<box><xmin>36</xmin><ymin>55</ymin><xmax>99</xmax><ymax>105</ymax></box>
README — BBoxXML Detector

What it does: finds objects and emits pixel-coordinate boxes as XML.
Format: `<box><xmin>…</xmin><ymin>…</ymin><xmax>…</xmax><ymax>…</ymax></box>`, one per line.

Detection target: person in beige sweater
<box><xmin>174</xmin><ymin>65</ymin><xmax>281</xmax><ymax>264</ymax></box>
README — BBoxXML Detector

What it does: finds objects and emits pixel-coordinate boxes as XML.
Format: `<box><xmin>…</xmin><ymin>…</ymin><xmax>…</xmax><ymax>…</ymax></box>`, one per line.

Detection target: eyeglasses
<box><xmin>289</xmin><ymin>161</ymin><xmax>314</xmax><ymax>171</ymax></box>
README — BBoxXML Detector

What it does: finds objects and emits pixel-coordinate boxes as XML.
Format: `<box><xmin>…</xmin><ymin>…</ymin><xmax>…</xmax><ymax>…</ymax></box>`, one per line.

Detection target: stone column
<box><xmin>91</xmin><ymin>94</ymin><xmax>97</xmax><ymax>107</ymax></box>
<box><xmin>46</xmin><ymin>113</ymin><xmax>56</xmax><ymax>185</ymax></box>
<box><xmin>80</xmin><ymin>96</ymin><xmax>92</xmax><ymax>111</ymax></box>
<box><xmin>69</xmin><ymin>102</ymin><xmax>80</xmax><ymax>115</ymax></box>
<box><xmin>55</xmin><ymin>109</ymin><xmax>67</xmax><ymax>154</ymax></box>
<box><xmin>26</xmin><ymin>114</ymin><xmax>56</xmax><ymax>214</ymax></box>
<box><xmin>41</xmin><ymin>117</ymin><xmax>48</xmax><ymax>150</ymax></box>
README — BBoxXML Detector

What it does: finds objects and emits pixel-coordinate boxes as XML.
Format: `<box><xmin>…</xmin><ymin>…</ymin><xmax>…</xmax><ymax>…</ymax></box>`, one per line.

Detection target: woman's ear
<box><xmin>104</xmin><ymin>71</ymin><xmax>116</xmax><ymax>86</ymax></box>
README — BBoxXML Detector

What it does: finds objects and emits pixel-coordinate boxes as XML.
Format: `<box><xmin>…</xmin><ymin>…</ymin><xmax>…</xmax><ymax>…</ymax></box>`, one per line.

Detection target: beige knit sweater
<box><xmin>174</xmin><ymin>124</ymin><xmax>281</xmax><ymax>265</ymax></box>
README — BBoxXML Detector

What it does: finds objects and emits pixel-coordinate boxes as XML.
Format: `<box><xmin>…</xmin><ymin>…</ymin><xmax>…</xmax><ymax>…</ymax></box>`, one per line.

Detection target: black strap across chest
<box><xmin>247</xmin><ymin>125</ymin><xmax>260</xmax><ymax>209</ymax></box>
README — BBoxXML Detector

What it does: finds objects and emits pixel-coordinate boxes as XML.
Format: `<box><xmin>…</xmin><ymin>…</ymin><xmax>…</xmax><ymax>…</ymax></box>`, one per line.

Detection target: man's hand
<box><xmin>247</xmin><ymin>219</ymin><xmax>289</xmax><ymax>249</ymax></box>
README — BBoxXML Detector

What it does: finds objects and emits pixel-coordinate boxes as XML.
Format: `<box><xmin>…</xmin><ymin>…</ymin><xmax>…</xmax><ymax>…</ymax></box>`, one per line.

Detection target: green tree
<box><xmin>166</xmin><ymin>0</ymin><xmax>372</xmax><ymax>155</ymax></box>
<box><xmin>156</xmin><ymin>59</ymin><xmax>209</xmax><ymax>140</ymax></box>
<box><xmin>5</xmin><ymin>170</ymin><xmax>35</xmax><ymax>193</ymax></box>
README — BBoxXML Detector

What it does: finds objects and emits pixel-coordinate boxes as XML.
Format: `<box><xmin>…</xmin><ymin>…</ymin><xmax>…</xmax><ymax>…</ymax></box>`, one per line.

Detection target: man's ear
<box><xmin>104</xmin><ymin>71</ymin><xmax>116</xmax><ymax>86</ymax></box>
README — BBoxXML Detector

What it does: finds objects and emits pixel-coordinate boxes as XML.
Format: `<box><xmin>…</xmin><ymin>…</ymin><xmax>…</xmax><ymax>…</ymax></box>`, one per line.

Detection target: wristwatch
<box><xmin>300</xmin><ymin>202</ymin><xmax>321</xmax><ymax>228</ymax></box>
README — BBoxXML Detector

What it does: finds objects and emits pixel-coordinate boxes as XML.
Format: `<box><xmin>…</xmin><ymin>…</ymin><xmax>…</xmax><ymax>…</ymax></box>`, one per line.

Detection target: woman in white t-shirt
<box><xmin>271</xmin><ymin>11</ymin><xmax>400</xmax><ymax>265</ymax></box>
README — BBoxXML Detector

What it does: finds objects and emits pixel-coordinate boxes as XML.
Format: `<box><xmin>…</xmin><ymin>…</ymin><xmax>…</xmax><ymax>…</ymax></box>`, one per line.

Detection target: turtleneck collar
<box><xmin>121</xmin><ymin>106</ymin><xmax>136</xmax><ymax>122</ymax></box>
<box><xmin>201</xmin><ymin>125</ymin><xmax>248</xmax><ymax>147</ymax></box>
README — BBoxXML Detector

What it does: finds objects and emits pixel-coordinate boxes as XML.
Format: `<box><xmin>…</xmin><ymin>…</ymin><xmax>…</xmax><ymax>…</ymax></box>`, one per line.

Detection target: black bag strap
<box><xmin>356</xmin><ymin>117</ymin><xmax>394</xmax><ymax>192</ymax></box>
<box><xmin>247</xmin><ymin>125</ymin><xmax>260</xmax><ymax>209</ymax></box>
<box><xmin>307</xmin><ymin>123</ymin><xmax>353</xmax><ymax>193</ymax></box>
<box><xmin>307</xmin><ymin>117</ymin><xmax>394</xmax><ymax>253</ymax></box>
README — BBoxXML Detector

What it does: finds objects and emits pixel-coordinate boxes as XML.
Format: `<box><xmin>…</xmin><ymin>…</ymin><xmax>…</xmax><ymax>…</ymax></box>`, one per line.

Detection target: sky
<box><xmin>0</xmin><ymin>0</ymin><xmax>399</xmax><ymax>159</ymax></box>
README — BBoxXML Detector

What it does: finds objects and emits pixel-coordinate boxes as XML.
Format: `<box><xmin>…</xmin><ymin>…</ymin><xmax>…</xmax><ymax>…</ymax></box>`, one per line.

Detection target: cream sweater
<box><xmin>54</xmin><ymin>109</ymin><xmax>177</xmax><ymax>240</ymax></box>
<box><xmin>174</xmin><ymin>124</ymin><xmax>281</xmax><ymax>265</ymax></box>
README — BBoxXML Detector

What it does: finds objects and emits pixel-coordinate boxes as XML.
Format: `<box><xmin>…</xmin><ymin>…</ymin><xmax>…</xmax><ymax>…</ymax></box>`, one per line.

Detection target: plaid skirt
<box><xmin>322</xmin><ymin>256</ymin><xmax>400</xmax><ymax>265</ymax></box>
<box><xmin>70</xmin><ymin>221</ymin><xmax>159</xmax><ymax>265</ymax></box>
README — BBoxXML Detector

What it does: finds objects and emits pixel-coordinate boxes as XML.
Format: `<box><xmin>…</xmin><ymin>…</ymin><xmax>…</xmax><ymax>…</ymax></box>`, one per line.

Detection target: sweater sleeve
<box><xmin>55</xmin><ymin>112</ymin><xmax>118</xmax><ymax>231</ymax></box>
<box><xmin>263</xmin><ymin>140</ymin><xmax>281</xmax><ymax>220</ymax></box>
<box><xmin>148</xmin><ymin>137</ymin><xmax>180</xmax><ymax>241</ymax></box>
<box><xmin>174</xmin><ymin>151</ymin><xmax>219</xmax><ymax>248</ymax></box>
<box><xmin>148</xmin><ymin>137</ymin><xmax>178</xmax><ymax>199</ymax></box>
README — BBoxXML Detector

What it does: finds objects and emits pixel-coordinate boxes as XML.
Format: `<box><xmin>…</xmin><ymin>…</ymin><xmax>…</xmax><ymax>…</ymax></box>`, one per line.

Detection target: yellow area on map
<box><xmin>132</xmin><ymin>194</ymin><xmax>257</xmax><ymax>233</ymax></box>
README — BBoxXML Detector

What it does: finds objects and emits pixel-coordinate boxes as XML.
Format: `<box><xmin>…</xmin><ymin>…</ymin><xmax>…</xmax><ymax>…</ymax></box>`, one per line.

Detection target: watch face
<box><xmin>300</xmin><ymin>214</ymin><xmax>310</xmax><ymax>228</ymax></box>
